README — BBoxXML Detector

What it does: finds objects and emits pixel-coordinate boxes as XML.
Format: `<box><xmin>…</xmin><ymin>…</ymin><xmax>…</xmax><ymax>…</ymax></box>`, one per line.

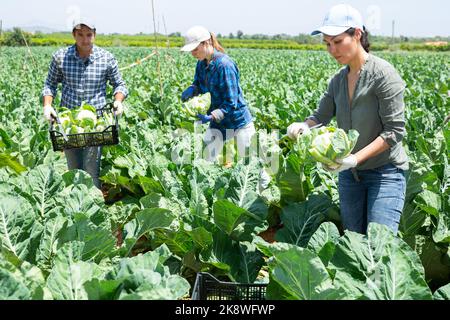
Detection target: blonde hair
<box><xmin>208</xmin><ymin>32</ymin><xmax>225</xmax><ymax>53</ymax></box>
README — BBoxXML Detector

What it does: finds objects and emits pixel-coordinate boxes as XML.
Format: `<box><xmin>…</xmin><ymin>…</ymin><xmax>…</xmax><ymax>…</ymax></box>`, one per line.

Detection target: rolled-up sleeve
<box><xmin>42</xmin><ymin>54</ymin><xmax>62</xmax><ymax>97</ymax></box>
<box><xmin>375</xmin><ymin>72</ymin><xmax>406</xmax><ymax>147</ymax></box>
<box><xmin>107</xmin><ymin>55</ymin><xmax>128</xmax><ymax>97</ymax></box>
<box><xmin>308</xmin><ymin>76</ymin><xmax>336</xmax><ymax>125</ymax></box>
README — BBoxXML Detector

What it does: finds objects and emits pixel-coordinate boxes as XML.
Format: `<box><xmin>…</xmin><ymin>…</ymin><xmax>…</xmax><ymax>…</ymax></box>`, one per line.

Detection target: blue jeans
<box><xmin>64</xmin><ymin>147</ymin><xmax>102</xmax><ymax>189</ymax></box>
<box><xmin>338</xmin><ymin>163</ymin><xmax>406</xmax><ymax>235</ymax></box>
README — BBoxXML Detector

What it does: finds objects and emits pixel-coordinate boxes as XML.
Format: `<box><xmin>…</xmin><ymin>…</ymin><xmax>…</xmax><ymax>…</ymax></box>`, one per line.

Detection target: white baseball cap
<box><xmin>311</xmin><ymin>4</ymin><xmax>364</xmax><ymax>36</ymax></box>
<box><xmin>72</xmin><ymin>18</ymin><xmax>96</xmax><ymax>31</ymax></box>
<box><xmin>181</xmin><ymin>26</ymin><xmax>211</xmax><ymax>52</ymax></box>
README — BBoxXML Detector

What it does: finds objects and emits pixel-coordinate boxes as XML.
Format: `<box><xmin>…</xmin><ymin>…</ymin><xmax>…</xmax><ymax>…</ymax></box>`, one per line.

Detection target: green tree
<box><xmin>4</xmin><ymin>27</ymin><xmax>32</xmax><ymax>46</ymax></box>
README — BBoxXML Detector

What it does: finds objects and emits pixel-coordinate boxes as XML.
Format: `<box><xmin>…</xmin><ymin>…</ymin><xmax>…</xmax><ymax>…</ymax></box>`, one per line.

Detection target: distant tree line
<box><xmin>1</xmin><ymin>27</ymin><xmax>449</xmax><ymax>51</ymax></box>
<box><xmin>218</xmin><ymin>30</ymin><xmax>450</xmax><ymax>45</ymax></box>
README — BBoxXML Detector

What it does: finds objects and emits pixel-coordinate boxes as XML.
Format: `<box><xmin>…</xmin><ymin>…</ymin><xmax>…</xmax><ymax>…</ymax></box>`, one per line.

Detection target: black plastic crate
<box><xmin>192</xmin><ymin>272</ymin><xmax>267</xmax><ymax>300</ymax></box>
<box><xmin>49</xmin><ymin>103</ymin><xmax>119</xmax><ymax>151</ymax></box>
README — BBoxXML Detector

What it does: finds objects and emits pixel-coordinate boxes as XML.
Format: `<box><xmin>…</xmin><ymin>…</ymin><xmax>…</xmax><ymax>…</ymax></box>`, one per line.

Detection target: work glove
<box><xmin>113</xmin><ymin>100</ymin><xmax>125</xmax><ymax>116</ymax></box>
<box><xmin>43</xmin><ymin>105</ymin><xmax>57</xmax><ymax>122</ymax></box>
<box><xmin>324</xmin><ymin>155</ymin><xmax>358</xmax><ymax>173</ymax></box>
<box><xmin>287</xmin><ymin>122</ymin><xmax>310</xmax><ymax>140</ymax></box>
<box><xmin>258</xmin><ymin>168</ymin><xmax>272</xmax><ymax>193</ymax></box>
<box><xmin>197</xmin><ymin>114</ymin><xmax>213</xmax><ymax>124</ymax></box>
<box><xmin>181</xmin><ymin>85</ymin><xmax>197</xmax><ymax>102</ymax></box>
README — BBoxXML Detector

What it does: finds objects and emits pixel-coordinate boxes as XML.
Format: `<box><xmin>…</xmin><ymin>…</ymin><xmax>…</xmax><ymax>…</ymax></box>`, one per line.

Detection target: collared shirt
<box><xmin>42</xmin><ymin>45</ymin><xmax>128</xmax><ymax>109</ymax></box>
<box><xmin>192</xmin><ymin>50</ymin><xmax>253</xmax><ymax>131</ymax></box>
<box><xmin>309</xmin><ymin>54</ymin><xmax>409</xmax><ymax>171</ymax></box>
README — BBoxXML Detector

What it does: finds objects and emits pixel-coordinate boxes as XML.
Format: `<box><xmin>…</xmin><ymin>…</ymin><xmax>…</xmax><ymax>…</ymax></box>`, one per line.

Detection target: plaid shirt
<box><xmin>42</xmin><ymin>45</ymin><xmax>128</xmax><ymax>109</ymax></box>
<box><xmin>192</xmin><ymin>50</ymin><xmax>252</xmax><ymax>131</ymax></box>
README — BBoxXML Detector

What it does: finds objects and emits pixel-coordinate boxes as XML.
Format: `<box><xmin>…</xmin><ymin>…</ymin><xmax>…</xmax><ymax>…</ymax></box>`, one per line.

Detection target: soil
<box><xmin>258</xmin><ymin>224</ymin><xmax>284</xmax><ymax>243</ymax></box>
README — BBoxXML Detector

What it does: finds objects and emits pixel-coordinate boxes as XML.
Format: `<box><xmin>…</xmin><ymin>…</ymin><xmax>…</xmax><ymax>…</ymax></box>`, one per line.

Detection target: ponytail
<box><xmin>361</xmin><ymin>27</ymin><xmax>371</xmax><ymax>53</ymax></box>
<box><xmin>209</xmin><ymin>32</ymin><xmax>225</xmax><ymax>53</ymax></box>
<box><xmin>346</xmin><ymin>27</ymin><xmax>371</xmax><ymax>53</ymax></box>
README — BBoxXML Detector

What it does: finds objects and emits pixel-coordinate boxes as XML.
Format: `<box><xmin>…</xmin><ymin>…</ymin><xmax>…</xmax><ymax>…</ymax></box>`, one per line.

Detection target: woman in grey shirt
<box><xmin>287</xmin><ymin>4</ymin><xmax>408</xmax><ymax>235</ymax></box>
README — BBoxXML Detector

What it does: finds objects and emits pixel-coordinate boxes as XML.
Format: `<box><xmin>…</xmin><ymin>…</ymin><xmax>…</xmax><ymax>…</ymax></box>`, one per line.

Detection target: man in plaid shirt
<box><xmin>42</xmin><ymin>19</ymin><xmax>128</xmax><ymax>189</ymax></box>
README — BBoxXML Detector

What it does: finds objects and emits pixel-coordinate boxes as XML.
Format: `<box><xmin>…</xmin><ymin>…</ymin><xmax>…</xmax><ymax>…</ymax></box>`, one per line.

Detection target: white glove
<box><xmin>113</xmin><ymin>100</ymin><xmax>125</xmax><ymax>116</ymax></box>
<box><xmin>326</xmin><ymin>155</ymin><xmax>358</xmax><ymax>173</ymax></box>
<box><xmin>287</xmin><ymin>122</ymin><xmax>310</xmax><ymax>140</ymax></box>
<box><xmin>43</xmin><ymin>105</ymin><xmax>57</xmax><ymax>122</ymax></box>
<box><xmin>258</xmin><ymin>168</ymin><xmax>272</xmax><ymax>193</ymax></box>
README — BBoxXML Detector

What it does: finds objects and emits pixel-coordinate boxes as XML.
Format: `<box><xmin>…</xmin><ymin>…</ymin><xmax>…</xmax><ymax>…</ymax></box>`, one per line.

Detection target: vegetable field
<box><xmin>0</xmin><ymin>47</ymin><xmax>449</xmax><ymax>300</ymax></box>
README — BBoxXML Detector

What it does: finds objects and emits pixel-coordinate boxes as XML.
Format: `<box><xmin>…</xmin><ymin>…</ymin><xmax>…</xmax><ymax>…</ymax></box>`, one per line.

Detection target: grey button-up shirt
<box><xmin>309</xmin><ymin>54</ymin><xmax>409</xmax><ymax>171</ymax></box>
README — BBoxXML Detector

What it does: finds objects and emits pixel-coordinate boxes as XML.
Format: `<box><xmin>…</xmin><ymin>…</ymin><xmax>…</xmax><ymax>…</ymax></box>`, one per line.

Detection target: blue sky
<box><xmin>1</xmin><ymin>0</ymin><xmax>449</xmax><ymax>37</ymax></box>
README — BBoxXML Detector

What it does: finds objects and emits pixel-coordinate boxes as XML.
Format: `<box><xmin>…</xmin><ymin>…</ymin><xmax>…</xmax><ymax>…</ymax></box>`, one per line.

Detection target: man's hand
<box><xmin>43</xmin><ymin>105</ymin><xmax>57</xmax><ymax>122</ymax></box>
<box><xmin>113</xmin><ymin>100</ymin><xmax>125</xmax><ymax>116</ymax></box>
<box><xmin>287</xmin><ymin>122</ymin><xmax>310</xmax><ymax>140</ymax></box>
<box><xmin>325</xmin><ymin>155</ymin><xmax>358</xmax><ymax>173</ymax></box>
<box><xmin>181</xmin><ymin>86</ymin><xmax>196</xmax><ymax>102</ymax></box>
<box><xmin>197</xmin><ymin>114</ymin><xmax>213</xmax><ymax>124</ymax></box>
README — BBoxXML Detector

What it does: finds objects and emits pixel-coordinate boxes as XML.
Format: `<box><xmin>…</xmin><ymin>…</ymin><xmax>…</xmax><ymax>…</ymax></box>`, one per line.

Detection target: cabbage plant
<box><xmin>182</xmin><ymin>92</ymin><xmax>211</xmax><ymax>117</ymax></box>
<box><xmin>57</xmin><ymin>104</ymin><xmax>113</xmax><ymax>134</ymax></box>
<box><xmin>309</xmin><ymin>127</ymin><xmax>359</xmax><ymax>169</ymax></box>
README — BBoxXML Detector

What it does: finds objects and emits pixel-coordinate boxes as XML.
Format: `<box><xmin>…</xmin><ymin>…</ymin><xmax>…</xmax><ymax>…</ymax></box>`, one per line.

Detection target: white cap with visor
<box><xmin>311</xmin><ymin>4</ymin><xmax>364</xmax><ymax>36</ymax></box>
<box><xmin>181</xmin><ymin>26</ymin><xmax>211</xmax><ymax>52</ymax></box>
<box><xmin>72</xmin><ymin>18</ymin><xmax>96</xmax><ymax>31</ymax></box>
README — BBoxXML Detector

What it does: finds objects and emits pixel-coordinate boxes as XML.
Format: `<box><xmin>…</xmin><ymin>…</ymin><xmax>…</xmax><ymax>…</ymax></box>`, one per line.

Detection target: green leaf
<box><xmin>0</xmin><ymin>153</ymin><xmax>27</xmax><ymax>174</ymax></box>
<box><xmin>399</xmin><ymin>203</ymin><xmax>427</xmax><ymax>237</ymax></box>
<box><xmin>0</xmin><ymin>194</ymin><xmax>35</xmax><ymax>260</ymax></box>
<box><xmin>123</xmin><ymin>208</ymin><xmax>176</xmax><ymax>256</ymax></box>
<box><xmin>60</xmin><ymin>214</ymin><xmax>116</xmax><ymax>262</ymax></box>
<box><xmin>433</xmin><ymin>283</ymin><xmax>450</xmax><ymax>300</ymax></box>
<box><xmin>266</xmin><ymin>276</ymin><xmax>297</xmax><ymax>300</ymax></box>
<box><xmin>414</xmin><ymin>189</ymin><xmax>441</xmax><ymax>217</ymax></box>
<box><xmin>190</xmin><ymin>227</ymin><xmax>213</xmax><ymax>250</ymax></box>
<box><xmin>307</xmin><ymin>222</ymin><xmax>341</xmax><ymax>266</ymax></box>
<box><xmin>433</xmin><ymin>209</ymin><xmax>450</xmax><ymax>244</ymax></box>
<box><xmin>213</xmin><ymin>200</ymin><xmax>267</xmax><ymax>242</ymax></box>
<box><xmin>55</xmin><ymin>184</ymin><xmax>105</xmax><ymax>219</ymax></box>
<box><xmin>201</xmin><ymin>230</ymin><xmax>264</xmax><ymax>283</ymax></box>
<box><xmin>0</xmin><ymin>128</ymin><xmax>13</xmax><ymax>149</ymax></box>
<box><xmin>114</xmin><ymin>154</ymin><xmax>147</xmax><ymax>178</ymax></box>
<box><xmin>402</xmin><ymin>234</ymin><xmax>450</xmax><ymax>288</ymax></box>
<box><xmin>269</xmin><ymin>246</ymin><xmax>344</xmax><ymax>300</ymax></box>
<box><xmin>46</xmin><ymin>242</ymin><xmax>103</xmax><ymax>300</ymax></box>
<box><xmin>108</xmin><ymin>250</ymin><xmax>190</xmax><ymax>300</ymax></box>
<box><xmin>134</xmin><ymin>208</ymin><xmax>175</xmax><ymax>238</ymax></box>
<box><xmin>330</xmin><ymin>224</ymin><xmax>433</xmax><ymax>300</ymax></box>
<box><xmin>0</xmin><ymin>253</ymin><xmax>48</xmax><ymax>300</ymax></box>
<box><xmin>20</xmin><ymin>165</ymin><xmax>63</xmax><ymax>219</ymax></box>
<box><xmin>277</xmin><ymin>153</ymin><xmax>308</xmax><ymax>204</ymax></box>
<box><xmin>136</xmin><ymin>176</ymin><xmax>164</xmax><ymax>195</ymax></box>
<box><xmin>36</xmin><ymin>216</ymin><xmax>67</xmax><ymax>271</ymax></box>
<box><xmin>62</xmin><ymin>170</ymin><xmax>95</xmax><ymax>189</ymax></box>
<box><xmin>224</xmin><ymin>160</ymin><xmax>260</xmax><ymax>208</ymax></box>
<box><xmin>276</xmin><ymin>195</ymin><xmax>333</xmax><ymax>247</ymax></box>
<box><xmin>84</xmin><ymin>279</ymin><xmax>122</xmax><ymax>300</ymax></box>
<box><xmin>0</xmin><ymin>268</ymin><xmax>31</xmax><ymax>300</ymax></box>
<box><xmin>152</xmin><ymin>228</ymin><xmax>194</xmax><ymax>257</ymax></box>
<box><xmin>139</xmin><ymin>192</ymin><xmax>184</xmax><ymax>214</ymax></box>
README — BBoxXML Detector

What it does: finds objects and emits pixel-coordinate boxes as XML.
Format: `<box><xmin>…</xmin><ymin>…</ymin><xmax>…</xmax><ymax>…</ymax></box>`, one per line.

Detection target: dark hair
<box><xmin>345</xmin><ymin>27</ymin><xmax>370</xmax><ymax>53</ymax></box>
